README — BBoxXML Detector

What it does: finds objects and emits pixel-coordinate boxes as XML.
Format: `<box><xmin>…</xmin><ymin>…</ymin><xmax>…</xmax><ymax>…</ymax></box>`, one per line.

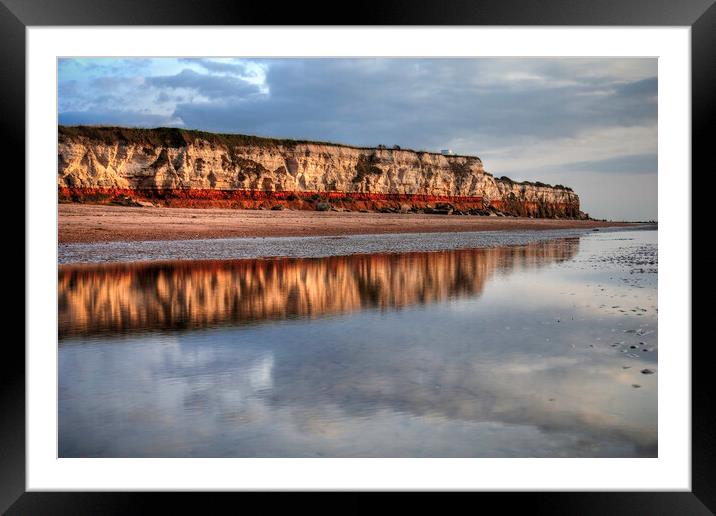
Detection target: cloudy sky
<box><xmin>58</xmin><ymin>58</ymin><xmax>657</xmax><ymax>221</ymax></box>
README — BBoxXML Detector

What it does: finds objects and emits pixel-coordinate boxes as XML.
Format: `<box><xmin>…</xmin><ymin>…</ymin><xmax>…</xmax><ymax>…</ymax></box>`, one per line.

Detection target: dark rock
<box><xmin>640</xmin><ymin>368</ymin><xmax>655</xmax><ymax>375</ymax></box>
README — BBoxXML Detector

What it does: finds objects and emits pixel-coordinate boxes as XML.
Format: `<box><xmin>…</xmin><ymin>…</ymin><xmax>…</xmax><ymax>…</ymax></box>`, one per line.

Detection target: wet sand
<box><xmin>59</xmin><ymin>230</ymin><xmax>658</xmax><ymax>457</ymax></box>
<box><xmin>59</xmin><ymin>204</ymin><xmax>635</xmax><ymax>244</ymax></box>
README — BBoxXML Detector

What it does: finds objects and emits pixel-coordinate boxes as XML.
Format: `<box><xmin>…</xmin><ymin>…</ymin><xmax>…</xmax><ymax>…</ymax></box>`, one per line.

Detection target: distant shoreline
<box><xmin>59</xmin><ymin>204</ymin><xmax>643</xmax><ymax>245</ymax></box>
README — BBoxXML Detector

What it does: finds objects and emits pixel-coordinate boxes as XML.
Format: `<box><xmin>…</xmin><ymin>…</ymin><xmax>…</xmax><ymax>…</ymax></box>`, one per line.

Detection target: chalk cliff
<box><xmin>58</xmin><ymin>126</ymin><xmax>583</xmax><ymax>218</ymax></box>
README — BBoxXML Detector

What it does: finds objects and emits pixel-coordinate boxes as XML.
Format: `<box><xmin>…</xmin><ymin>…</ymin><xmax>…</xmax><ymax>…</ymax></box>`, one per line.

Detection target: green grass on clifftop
<box><xmin>58</xmin><ymin>125</ymin><xmax>480</xmax><ymax>159</ymax></box>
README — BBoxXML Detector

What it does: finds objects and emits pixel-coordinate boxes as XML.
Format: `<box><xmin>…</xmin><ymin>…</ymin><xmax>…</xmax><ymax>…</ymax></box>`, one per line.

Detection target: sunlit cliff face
<box><xmin>58</xmin><ymin>239</ymin><xmax>579</xmax><ymax>339</ymax></box>
<box><xmin>57</xmin><ymin>126</ymin><xmax>582</xmax><ymax>218</ymax></box>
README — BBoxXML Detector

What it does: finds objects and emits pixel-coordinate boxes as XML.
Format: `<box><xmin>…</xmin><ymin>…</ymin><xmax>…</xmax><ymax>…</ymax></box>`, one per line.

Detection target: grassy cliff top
<box><xmin>58</xmin><ymin>125</ymin><xmax>482</xmax><ymax>160</ymax></box>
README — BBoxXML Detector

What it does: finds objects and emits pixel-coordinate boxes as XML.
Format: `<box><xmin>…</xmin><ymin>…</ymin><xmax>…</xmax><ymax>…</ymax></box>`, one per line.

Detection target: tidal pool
<box><xmin>58</xmin><ymin>229</ymin><xmax>657</xmax><ymax>457</ymax></box>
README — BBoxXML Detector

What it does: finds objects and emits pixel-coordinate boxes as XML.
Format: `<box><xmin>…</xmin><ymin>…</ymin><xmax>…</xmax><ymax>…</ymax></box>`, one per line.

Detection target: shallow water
<box><xmin>57</xmin><ymin>225</ymin><xmax>653</xmax><ymax>264</ymax></box>
<box><xmin>58</xmin><ymin>229</ymin><xmax>657</xmax><ymax>457</ymax></box>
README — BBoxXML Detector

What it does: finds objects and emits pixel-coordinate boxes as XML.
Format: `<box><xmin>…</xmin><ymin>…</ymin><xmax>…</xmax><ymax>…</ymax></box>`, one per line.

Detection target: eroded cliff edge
<box><xmin>58</xmin><ymin>126</ymin><xmax>584</xmax><ymax>218</ymax></box>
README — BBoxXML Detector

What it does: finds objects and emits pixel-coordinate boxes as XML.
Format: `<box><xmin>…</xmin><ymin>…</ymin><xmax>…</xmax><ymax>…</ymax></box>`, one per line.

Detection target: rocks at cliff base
<box><xmin>424</xmin><ymin>205</ymin><xmax>453</xmax><ymax>215</ymax></box>
<box><xmin>109</xmin><ymin>194</ymin><xmax>154</xmax><ymax>208</ymax></box>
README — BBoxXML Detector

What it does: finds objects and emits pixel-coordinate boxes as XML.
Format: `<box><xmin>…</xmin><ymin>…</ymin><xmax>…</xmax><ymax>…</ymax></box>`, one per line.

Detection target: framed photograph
<box><xmin>8</xmin><ymin>0</ymin><xmax>712</xmax><ymax>511</ymax></box>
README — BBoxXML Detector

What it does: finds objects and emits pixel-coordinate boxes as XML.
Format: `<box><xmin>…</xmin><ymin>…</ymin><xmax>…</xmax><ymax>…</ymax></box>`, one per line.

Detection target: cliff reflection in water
<box><xmin>58</xmin><ymin>239</ymin><xmax>579</xmax><ymax>339</ymax></box>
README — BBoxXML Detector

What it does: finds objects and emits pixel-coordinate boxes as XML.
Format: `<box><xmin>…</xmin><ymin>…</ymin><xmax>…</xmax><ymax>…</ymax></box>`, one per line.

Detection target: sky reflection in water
<box><xmin>59</xmin><ymin>230</ymin><xmax>657</xmax><ymax>457</ymax></box>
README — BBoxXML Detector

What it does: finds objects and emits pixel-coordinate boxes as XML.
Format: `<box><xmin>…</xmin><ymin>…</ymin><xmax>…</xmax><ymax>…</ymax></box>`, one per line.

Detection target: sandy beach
<box><xmin>58</xmin><ymin>204</ymin><xmax>636</xmax><ymax>244</ymax></box>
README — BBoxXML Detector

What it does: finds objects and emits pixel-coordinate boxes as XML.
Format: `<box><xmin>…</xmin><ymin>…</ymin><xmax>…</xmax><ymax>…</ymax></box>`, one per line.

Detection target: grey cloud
<box><xmin>58</xmin><ymin>80</ymin><xmax>82</xmax><ymax>111</ymax></box>
<box><xmin>508</xmin><ymin>153</ymin><xmax>658</xmax><ymax>181</ymax></box>
<box><xmin>58</xmin><ymin>58</ymin><xmax>658</xmax><ymax>151</ymax></box>
<box><xmin>147</xmin><ymin>69</ymin><xmax>261</xmax><ymax>99</ymax></box>
<box><xmin>565</xmin><ymin>153</ymin><xmax>657</xmax><ymax>174</ymax></box>
<box><xmin>615</xmin><ymin>77</ymin><xmax>657</xmax><ymax>97</ymax></box>
<box><xmin>170</xmin><ymin>59</ymin><xmax>657</xmax><ymax>151</ymax></box>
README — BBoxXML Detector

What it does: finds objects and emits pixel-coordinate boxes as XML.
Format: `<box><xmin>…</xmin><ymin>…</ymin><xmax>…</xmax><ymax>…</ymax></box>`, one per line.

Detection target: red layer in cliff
<box><xmin>59</xmin><ymin>187</ymin><xmax>582</xmax><ymax>218</ymax></box>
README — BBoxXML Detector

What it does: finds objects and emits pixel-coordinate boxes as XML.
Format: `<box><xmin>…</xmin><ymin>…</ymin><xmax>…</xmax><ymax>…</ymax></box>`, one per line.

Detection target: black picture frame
<box><xmin>5</xmin><ymin>0</ymin><xmax>711</xmax><ymax>512</ymax></box>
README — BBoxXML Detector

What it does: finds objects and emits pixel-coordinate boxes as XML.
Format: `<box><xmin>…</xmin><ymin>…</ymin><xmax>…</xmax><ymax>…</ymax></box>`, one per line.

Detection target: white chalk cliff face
<box><xmin>58</xmin><ymin>126</ymin><xmax>582</xmax><ymax>217</ymax></box>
